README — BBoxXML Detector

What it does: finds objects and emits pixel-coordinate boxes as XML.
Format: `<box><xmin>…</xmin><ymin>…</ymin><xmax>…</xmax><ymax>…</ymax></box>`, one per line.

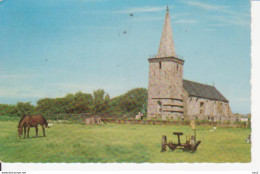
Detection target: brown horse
<box><xmin>18</xmin><ymin>114</ymin><xmax>49</xmax><ymax>138</ymax></box>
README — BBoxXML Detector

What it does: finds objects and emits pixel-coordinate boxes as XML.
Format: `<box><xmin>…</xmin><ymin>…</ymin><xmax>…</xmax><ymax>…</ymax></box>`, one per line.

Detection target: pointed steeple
<box><xmin>157</xmin><ymin>6</ymin><xmax>176</xmax><ymax>58</ymax></box>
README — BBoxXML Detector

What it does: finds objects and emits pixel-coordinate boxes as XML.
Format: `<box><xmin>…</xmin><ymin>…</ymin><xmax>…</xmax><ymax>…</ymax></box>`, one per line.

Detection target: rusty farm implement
<box><xmin>161</xmin><ymin>120</ymin><xmax>201</xmax><ymax>152</ymax></box>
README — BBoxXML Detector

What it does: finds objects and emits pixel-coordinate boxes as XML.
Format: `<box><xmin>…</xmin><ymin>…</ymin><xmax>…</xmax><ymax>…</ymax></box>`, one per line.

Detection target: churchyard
<box><xmin>0</xmin><ymin>116</ymin><xmax>251</xmax><ymax>163</ymax></box>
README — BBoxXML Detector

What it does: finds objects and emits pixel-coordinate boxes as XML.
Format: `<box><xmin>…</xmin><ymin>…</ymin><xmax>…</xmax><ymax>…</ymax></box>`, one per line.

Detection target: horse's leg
<box><xmin>42</xmin><ymin>125</ymin><xmax>46</xmax><ymax>137</ymax></box>
<box><xmin>23</xmin><ymin>126</ymin><xmax>26</xmax><ymax>139</ymax></box>
<box><xmin>35</xmin><ymin>126</ymin><xmax>38</xmax><ymax>137</ymax></box>
<box><xmin>27</xmin><ymin>127</ymin><xmax>30</xmax><ymax>138</ymax></box>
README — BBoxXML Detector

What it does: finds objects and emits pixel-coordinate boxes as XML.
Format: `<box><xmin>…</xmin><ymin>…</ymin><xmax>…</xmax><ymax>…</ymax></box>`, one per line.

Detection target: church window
<box><xmin>177</xmin><ymin>64</ymin><xmax>179</xmax><ymax>71</ymax></box>
<box><xmin>200</xmin><ymin>102</ymin><xmax>204</xmax><ymax>114</ymax></box>
<box><xmin>159</xmin><ymin>61</ymin><xmax>162</xmax><ymax>69</ymax></box>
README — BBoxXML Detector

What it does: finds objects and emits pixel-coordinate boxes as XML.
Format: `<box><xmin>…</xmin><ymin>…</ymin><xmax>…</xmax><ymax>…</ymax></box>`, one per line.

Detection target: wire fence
<box><xmin>42</xmin><ymin>112</ymin><xmax>249</xmax><ymax>128</ymax></box>
<box><xmin>101</xmin><ymin>118</ymin><xmax>248</xmax><ymax>128</ymax></box>
<box><xmin>45</xmin><ymin>113</ymin><xmax>93</xmax><ymax>124</ymax></box>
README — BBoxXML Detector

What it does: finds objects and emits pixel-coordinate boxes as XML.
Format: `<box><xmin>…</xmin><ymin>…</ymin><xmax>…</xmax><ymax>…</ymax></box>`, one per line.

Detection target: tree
<box><xmin>64</xmin><ymin>93</ymin><xmax>76</xmax><ymax>114</ymax></box>
<box><xmin>0</xmin><ymin>104</ymin><xmax>18</xmax><ymax>116</ymax></box>
<box><xmin>16</xmin><ymin>102</ymin><xmax>36</xmax><ymax>117</ymax></box>
<box><xmin>120</xmin><ymin>88</ymin><xmax>147</xmax><ymax>116</ymax></box>
<box><xmin>72</xmin><ymin>91</ymin><xmax>93</xmax><ymax>113</ymax></box>
<box><xmin>92</xmin><ymin>89</ymin><xmax>109</xmax><ymax>114</ymax></box>
<box><xmin>36</xmin><ymin>98</ymin><xmax>55</xmax><ymax>116</ymax></box>
<box><xmin>108</xmin><ymin>88</ymin><xmax>147</xmax><ymax>117</ymax></box>
<box><xmin>1</xmin><ymin>88</ymin><xmax>148</xmax><ymax>119</ymax></box>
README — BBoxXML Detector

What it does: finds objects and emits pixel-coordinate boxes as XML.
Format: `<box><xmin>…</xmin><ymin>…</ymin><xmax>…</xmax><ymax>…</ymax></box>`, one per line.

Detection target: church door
<box><xmin>157</xmin><ymin>101</ymin><xmax>163</xmax><ymax>118</ymax></box>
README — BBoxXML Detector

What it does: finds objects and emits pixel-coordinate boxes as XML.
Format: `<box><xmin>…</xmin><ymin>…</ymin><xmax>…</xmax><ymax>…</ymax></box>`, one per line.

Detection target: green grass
<box><xmin>0</xmin><ymin>115</ymin><xmax>20</xmax><ymax>122</ymax></box>
<box><xmin>0</xmin><ymin>120</ymin><xmax>251</xmax><ymax>163</ymax></box>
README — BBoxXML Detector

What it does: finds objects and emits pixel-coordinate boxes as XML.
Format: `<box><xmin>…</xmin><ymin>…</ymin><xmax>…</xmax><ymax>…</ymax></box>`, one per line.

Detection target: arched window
<box><xmin>159</xmin><ymin>61</ymin><xmax>162</xmax><ymax>69</ymax></box>
<box><xmin>157</xmin><ymin>101</ymin><xmax>162</xmax><ymax>117</ymax></box>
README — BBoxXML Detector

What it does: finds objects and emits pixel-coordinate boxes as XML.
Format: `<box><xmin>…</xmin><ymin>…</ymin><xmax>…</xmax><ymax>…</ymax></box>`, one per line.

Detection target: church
<box><xmin>147</xmin><ymin>7</ymin><xmax>233</xmax><ymax>122</ymax></box>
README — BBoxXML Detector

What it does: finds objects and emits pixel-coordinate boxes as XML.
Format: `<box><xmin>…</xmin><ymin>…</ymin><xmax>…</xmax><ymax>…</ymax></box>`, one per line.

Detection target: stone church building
<box><xmin>147</xmin><ymin>7</ymin><xmax>233</xmax><ymax>121</ymax></box>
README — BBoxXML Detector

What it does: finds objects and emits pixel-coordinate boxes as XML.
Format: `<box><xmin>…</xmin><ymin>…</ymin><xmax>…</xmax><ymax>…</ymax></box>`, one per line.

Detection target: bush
<box><xmin>0</xmin><ymin>115</ymin><xmax>20</xmax><ymax>122</ymax></box>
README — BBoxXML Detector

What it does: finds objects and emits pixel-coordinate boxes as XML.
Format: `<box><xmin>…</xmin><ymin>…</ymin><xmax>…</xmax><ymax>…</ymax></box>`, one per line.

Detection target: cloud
<box><xmin>51</xmin><ymin>82</ymin><xmax>144</xmax><ymax>98</ymax></box>
<box><xmin>0</xmin><ymin>74</ymin><xmax>41</xmax><ymax>79</ymax></box>
<box><xmin>0</xmin><ymin>83</ymin><xmax>94</xmax><ymax>100</ymax></box>
<box><xmin>182</xmin><ymin>1</ymin><xmax>229</xmax><ymax>11</ymax></box>
<box><xmin>0</xmin><ymin>0</ymin><xmax>5</xmax><ymax>7</ymax></box>
<box><xmin>52</xmin><ymin>83</ymin><xmax>125</xmax><ymax>94</ymax></box>
<box><xmin>181</xmin><ymin>1</ymin><xmax>250</xmax><ymax>27</ymax></box>
<box><xmin>202</xmin><ymin>28</ymin><xmax>216</xmax><ymax>32</ymax></box>
<box><xmin>173</xmin><ymin>19</ymin><xmax>197</xmax><ymax>24</ymax></box>
<box><xmin>0</xmin><ymin>87</ymin><xmax>49</xmax><ymax>99</ymax></box>
<box><xmin>210</xmin><ymin>15</ymin><xmax>250</xmax><ymax>27</ymax></box>
<box><xmin>128</xmin><ymin>11</ymin><xmax>194</xmax><ymax>23</ymax></box>
<box><xmin>129</xmin><ymin>16</ymin><xmax>164</xmax><ymax>22</ymax></box>
<box><xmin>171</xmin><ymin>12</ymin><xmax>190</xmax><ymax>19</ymax></box>
<box><xmin>182</xmin><ymin>0</ymin><xmax>249</xmax><ymax>17</ymax></box>
<box><xmin>61</xmin><ymin>0</ymin><xmax>105</xmax><ymax>2</ymax></box>
<box><xmin>114</xmin><ymin>6</ymin><xmax>166</xmax><ymax>14</ymax></box>
<box><xmin>232</xmin><ymin>97</ymin><xmax>251</xmax><ymax>102</ymax></box>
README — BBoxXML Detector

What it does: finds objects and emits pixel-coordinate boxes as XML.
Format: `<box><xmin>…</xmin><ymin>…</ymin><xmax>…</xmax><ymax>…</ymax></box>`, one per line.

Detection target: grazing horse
<box><xmin>18</xmin><ymin>114</ymin><xmax>49</xmax><ymax>138</ymax></box>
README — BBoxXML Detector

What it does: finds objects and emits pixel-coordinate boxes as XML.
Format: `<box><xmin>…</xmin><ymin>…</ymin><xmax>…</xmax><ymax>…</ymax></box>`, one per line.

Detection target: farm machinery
<box><xmin>161</xmin><ymin>120</ymin><xmax>201</xmax><ymax>152</ymax></box>
<box><xmin>161</xmin><ymin>132</ymin><xmax>201</xmax><ymax>152</ymax></box>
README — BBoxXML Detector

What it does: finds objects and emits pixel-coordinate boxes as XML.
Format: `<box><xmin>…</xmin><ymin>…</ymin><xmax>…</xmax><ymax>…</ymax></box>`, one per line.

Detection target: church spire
<box><xmin>157</xmin><ymin>6</ymin><xmax>176</xmax><ymax>58</ymax></box>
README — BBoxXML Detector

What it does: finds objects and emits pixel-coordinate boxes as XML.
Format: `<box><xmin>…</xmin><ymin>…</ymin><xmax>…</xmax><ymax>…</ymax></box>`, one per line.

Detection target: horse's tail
<box><xmin>42</xmin><ymin>116</ymin><xmax>49</xmax><ymax>128</ymax></box>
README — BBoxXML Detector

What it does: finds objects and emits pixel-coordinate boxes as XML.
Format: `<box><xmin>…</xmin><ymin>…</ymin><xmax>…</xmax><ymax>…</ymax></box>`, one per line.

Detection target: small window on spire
<box><xmin>159</xmin><ymin>61</ymin><xmax>162</xmax><ymax>69</ymax></box>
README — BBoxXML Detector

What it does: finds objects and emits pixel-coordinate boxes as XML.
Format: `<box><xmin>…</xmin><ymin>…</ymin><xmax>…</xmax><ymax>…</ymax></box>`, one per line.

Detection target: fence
<box><xmin>43</xmin><ymin>113</ymin><xmax>248</xmax><ymax>128</ymax></box>
<box><xmin>45</xmin><ymin>113</ymin><xmax>93</xmax><ymax>124</ymax></box>
<box><xmin>102</xmin><ymin>118</ymin><xmax>248</xmax><ymax>128</ymax></box>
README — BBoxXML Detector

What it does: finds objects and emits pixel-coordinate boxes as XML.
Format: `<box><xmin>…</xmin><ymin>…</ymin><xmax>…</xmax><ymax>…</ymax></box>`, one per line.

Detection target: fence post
<box><xmin>161</xmin><ymin>135</ymin><xmax>167</xmax><ymax>152</ymax></box>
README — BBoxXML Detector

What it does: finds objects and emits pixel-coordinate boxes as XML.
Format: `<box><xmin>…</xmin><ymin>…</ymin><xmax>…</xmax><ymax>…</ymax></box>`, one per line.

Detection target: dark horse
<box><xmin>18</xmin><ymin>114</ymin><xmax>48</xmax><ymax>138</ymax></box>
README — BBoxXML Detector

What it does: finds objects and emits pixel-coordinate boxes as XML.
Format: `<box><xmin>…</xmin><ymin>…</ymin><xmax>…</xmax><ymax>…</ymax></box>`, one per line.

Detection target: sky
<box><xmin>0</xmin><ymin>0</ymin><xmax>251</xmax><ymax>114</ymax></box>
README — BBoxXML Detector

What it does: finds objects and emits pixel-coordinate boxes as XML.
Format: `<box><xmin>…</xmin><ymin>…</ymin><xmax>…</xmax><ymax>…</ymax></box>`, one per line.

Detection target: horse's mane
<box><xmin>18</xmin><ymin>115</ymin><xmax>26</xmax><ymax>127</ymax></box>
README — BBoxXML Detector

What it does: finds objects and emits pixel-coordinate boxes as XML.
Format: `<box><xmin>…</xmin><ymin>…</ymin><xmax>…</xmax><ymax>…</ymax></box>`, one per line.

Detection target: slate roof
<box><xmin>183</xmin><ymin>79</ymin><xmax>228</xmax><ymax>102</ymax></box>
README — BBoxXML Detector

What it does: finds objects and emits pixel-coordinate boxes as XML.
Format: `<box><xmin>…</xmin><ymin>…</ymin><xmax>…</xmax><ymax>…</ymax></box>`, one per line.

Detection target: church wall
<box><xmin>184</xmin><ymin>95</ymin><xmax>232</xmax><ymax>121</ymax></box>
<box><xmin>148</xmin><ymin>60</ymin><xmax>183</xmax><ymax>99</ymax></box>
<box><xmin>147</xmin><ymin>98</ymin><xmax>184</xmax><ymax>119</ymax></box>
<box><xmin>182</xmin><ymin>89</ymin><xmax>189</xmax><ymax>119</ymax></box>
<box><xmin>147</xmin><ymin>58</ymin><xmax>184</xmax><ymax>120</ymax></box>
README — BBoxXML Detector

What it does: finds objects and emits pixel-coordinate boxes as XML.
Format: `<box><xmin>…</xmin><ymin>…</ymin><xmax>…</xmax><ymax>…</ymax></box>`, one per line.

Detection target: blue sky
<box><xmin>0</xmin><ymin>0</ymin><xmax>250</xmax><ymax>114</ymax></box>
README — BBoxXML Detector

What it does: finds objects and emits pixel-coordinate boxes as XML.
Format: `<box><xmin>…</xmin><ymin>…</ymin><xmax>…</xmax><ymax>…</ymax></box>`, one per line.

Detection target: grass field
<box><xmin>0</xmin><ymin>118</ymin><xmax>251</xmax><ymax>163</ymax></box>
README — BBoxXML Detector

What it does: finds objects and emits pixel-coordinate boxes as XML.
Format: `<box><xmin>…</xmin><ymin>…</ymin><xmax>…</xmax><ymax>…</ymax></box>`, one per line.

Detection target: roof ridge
<box><xmin>183</xmin><ymin>79</ymin><xmax>214</xmax><ymax>88</ymax></box>
<box><xmin>183</xmin><ymin>79</ymin><xmax>228</xmax><ymax>102</ymax></box>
